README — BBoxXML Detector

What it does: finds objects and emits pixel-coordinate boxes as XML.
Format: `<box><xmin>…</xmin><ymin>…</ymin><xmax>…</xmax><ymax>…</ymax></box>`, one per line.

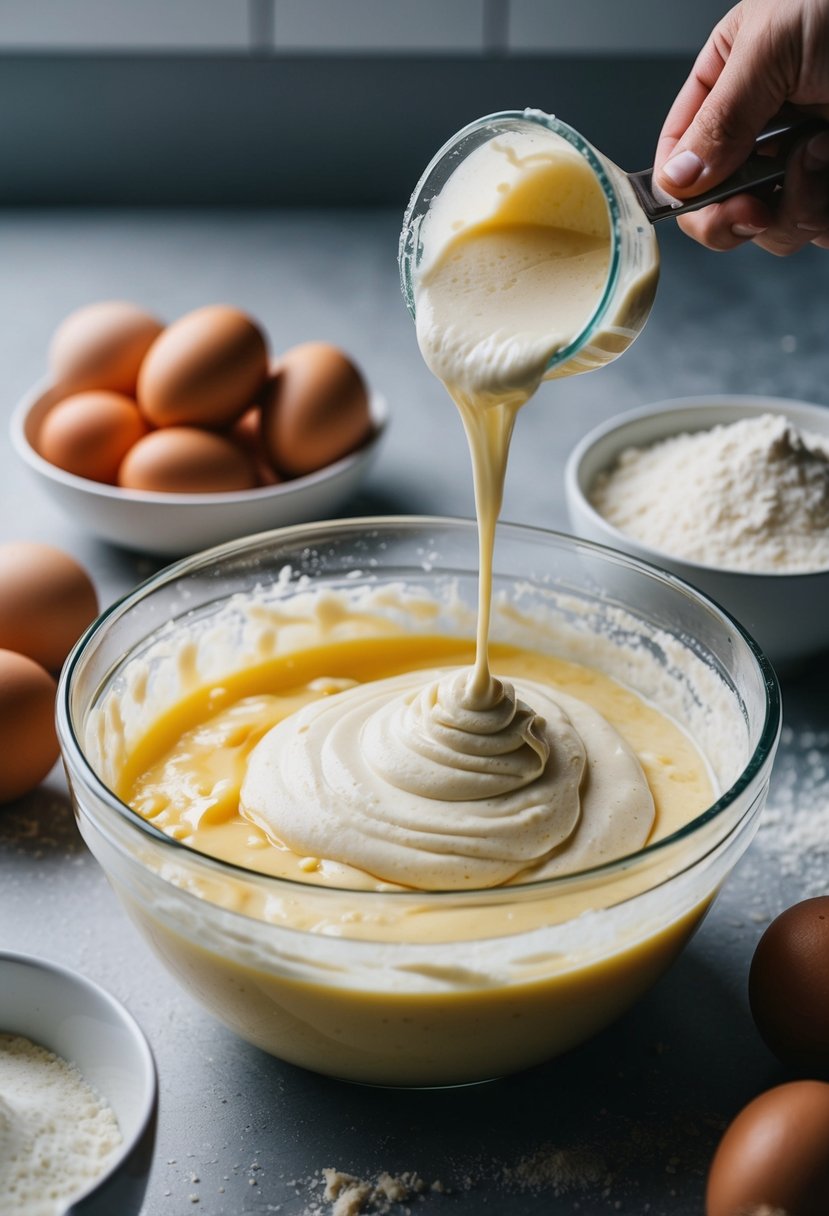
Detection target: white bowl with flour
<box><xmin>0</xmin><ymin>953</ymin><xmax>157</xmax><ymax>1216</ymax></box>
<box><xmin>565</xmin><ymin>395</ymin><xmax>829</xmax><ymax>671</ymax></box>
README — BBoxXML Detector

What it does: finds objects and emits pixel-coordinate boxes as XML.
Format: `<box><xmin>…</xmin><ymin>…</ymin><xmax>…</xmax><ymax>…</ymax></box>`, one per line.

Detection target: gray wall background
<box><xmin>0</xmin><ymin>0</ymin><xmax>731</xmax><ymax>205</ymax></box>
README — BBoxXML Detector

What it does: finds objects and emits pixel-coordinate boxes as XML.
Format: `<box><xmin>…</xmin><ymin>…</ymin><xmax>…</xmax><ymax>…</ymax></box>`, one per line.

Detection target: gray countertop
<box><xmin>1</xmin><ymin>209</ymin><xmax>828</xmax><ymax>1216</ymax></box>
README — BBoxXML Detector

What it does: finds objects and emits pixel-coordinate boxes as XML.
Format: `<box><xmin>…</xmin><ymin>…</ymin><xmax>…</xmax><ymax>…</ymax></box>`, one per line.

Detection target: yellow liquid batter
<box><xmin>125</xmin><ymin>887</ymin><xmax>709</xmax><ymax>1086</ymax></box>
<box><xmin>119</xmin><ymin>635</ymin><xmax>711</xmax><ymax>896</ymax></box>
<box><xmin>115</xmin><ymin>631</ymin><xmax>716</xmax><ymax>1085</ymax></box>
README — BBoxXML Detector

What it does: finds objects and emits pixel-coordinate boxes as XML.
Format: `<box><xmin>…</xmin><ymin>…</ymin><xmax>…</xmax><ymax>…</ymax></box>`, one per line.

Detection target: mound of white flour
<box><xmin>590</xmin><ymin>413</ymin><xmax>829</xmax><ymax>572</ymax></box>
<box><xmin>0</xmin><ymin>1033</ymin><xmax>121</xmax><ymax>1216</ymax></box>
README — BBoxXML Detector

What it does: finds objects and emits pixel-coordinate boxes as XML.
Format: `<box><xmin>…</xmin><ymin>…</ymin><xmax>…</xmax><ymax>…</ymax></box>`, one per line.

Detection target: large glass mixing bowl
<box><xmin>58</xmin><ymin>519</ymin><xmax>780</xmax><ymax>1087</ymax></box>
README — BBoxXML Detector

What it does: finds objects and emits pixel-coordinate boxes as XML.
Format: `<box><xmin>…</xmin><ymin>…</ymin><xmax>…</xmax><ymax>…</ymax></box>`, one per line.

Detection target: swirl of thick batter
<box><xmin>240</xmin><ymin>667</ymin><xmax>654</xmax><ymax>890</ymax></box>
<box><xmin>365</xmin><ymin>669</ymin><xmax>550</xmax><ymax>799</ymax></box>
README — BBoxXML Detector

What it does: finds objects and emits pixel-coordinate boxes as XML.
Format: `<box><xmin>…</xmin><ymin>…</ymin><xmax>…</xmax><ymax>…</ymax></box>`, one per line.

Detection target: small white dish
<box><xmin>0</xmin><ymin>951</ymin><xmax>157</xmax><ymax>1216</ymax></box>
<box><xmin>11</xmin><ymin>381</ymin><xmax>388</xmax><ymax>556</ymax></box>
<box><xmin>565</xmin><ymin>395</ymin><xmax>829</xmax><ymax>671</ymax></box>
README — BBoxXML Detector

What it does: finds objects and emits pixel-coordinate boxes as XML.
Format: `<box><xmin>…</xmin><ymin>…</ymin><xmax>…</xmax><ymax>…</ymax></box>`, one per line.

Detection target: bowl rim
<box><xmin>0</xmin><ymin>949</ymin><xmax>158</xmax><ymax>1208</ymax></box>
<box><xmin>10</xmin><ymin>377</ymin><xmax>389</xmax><ymax>506</ymax></box>
<box><xmin>57</xmin><ymin>515</ymin><xmax>782</xmax><ymax>902</ymax></box>
<box><xmin>564</xmin><ymin>393</ymin><xmax>829</xmax><ymax>581</ymax></box>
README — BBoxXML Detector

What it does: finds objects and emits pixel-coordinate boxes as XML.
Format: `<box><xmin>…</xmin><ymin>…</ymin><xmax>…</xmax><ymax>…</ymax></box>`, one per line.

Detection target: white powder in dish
<box><xmin>0</xmin><ymin>1033</ymin><xmax>122</xmax><ymax>1216</ymax></box>
<box><xmin>590</xmin><ymin>413</ymin><xmax>829</xmax><ymax>573</ymax></box>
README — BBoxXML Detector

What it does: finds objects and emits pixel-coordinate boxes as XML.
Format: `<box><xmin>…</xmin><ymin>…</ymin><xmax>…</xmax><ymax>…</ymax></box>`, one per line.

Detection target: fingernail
<box><xmin>661</xmin><ymin>149</ymin><xmax>705</xmax><ymax>188</ymax></box>
<box><xmin>797</xmin><ymin>221</ymin><xmax>828</xmax><ymax>232</ymax></box>
<box><xmin>732</xmin><ymin>223</ymin><xmax>767</xmax><ymax>238</ymax></box>
<box><xmin>804</xmin><ymin>131</ymin><xmax>829</xmax><ymax>172</ymax></box>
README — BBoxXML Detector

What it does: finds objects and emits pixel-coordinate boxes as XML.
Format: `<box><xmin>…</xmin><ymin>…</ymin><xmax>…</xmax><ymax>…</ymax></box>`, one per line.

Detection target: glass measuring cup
<box><xmin>399</xmin><ymin>109</ymin><xmax>660</xmax><ymax>380</ymax></box>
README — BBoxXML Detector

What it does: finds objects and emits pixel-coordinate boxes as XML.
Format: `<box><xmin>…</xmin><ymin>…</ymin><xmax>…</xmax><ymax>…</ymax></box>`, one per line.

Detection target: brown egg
<box><xmin>260</xmin><ymin>343</ymin><xmax>372</xmax><ymax>477</ymax></box>
<box><xmin>230</xmin><ymin>406</ymin><xmax>281</xmax><ymax>487</ymax></box>
<box><xmin>137</xmin><ymin>305</ymin><xmax>268</xmax><ymax>429</ymax></box>
<box><xmin>38</xmin><ymin>391</ymin><xmax>149</xmax><ymax>484</ymax></box>
<box><xmin>706</xmin><ymin>1081</ymin><xmax>829</xmax><ymax>1216</ymax></box>
<box><xmin>49</xmin><ymin>300</ymin><xmax>163</xmax><ymax>396</ymax></box>
<box><xmin>118</xmin><ymin>427</ymin><xmax>257</xmax><ymax>494</ymax></box>
<box><xmin>749</xmin><ymin>897</ymin><xmax>829</xmax><ymax>1070</ymax></box>
<box><xmin>0</xmin><ymin>542</ymin><xmax>98</xmax><ymax>671</ymax></box>
<box><xmin>0</xmin><ymin>649</ymin><xmax>59</xmax><ymax>803</ymax></box>
<box><xmin>232</xmin><ymin>404</ymin><xmax>263</xmax><ymax>451</ymax></box>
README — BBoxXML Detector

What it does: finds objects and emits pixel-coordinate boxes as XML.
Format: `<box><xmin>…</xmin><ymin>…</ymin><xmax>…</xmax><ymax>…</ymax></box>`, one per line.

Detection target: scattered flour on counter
<box><xmin>300</xmin><ymin>1168</ymin><xmax>439</xmax><ymax>1216</ymax></box>
<box><xmin>500</xmin><ymin>1142</ymin><xmax>609</xmax><ymax>1195</ymax></box>
<box><xmin>0</xmin><ymin>1033</ymin><xmax>121</xmax><ymax>1216</ymax></box>
<box><xmin>590</xmin><ymin>413</ymin><xmax>829</xmax><ymax>572</ymax></box>
<box><xmin>753</xmin><ymin>725</ymin><xmax>829</xmax><ymax>898</ymax></box>
<box><xmin>292</xmin><ymin>1110</ymin><xmax>724</xmax><ymax>1215</ymax></box>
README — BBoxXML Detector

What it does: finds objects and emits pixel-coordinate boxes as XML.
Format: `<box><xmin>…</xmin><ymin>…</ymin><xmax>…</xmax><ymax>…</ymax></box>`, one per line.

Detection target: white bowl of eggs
<box><xmin>11</xmin><ymin>301</ymin><xmax>387</xmax><ymax>556</ymax></box>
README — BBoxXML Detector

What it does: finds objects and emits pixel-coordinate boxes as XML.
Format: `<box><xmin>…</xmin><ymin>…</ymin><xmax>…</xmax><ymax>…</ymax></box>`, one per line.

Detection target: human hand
<box><xmin>654</xmin><ymin>0</ymin><xmax>829</xmax><ymax>254</ymax></box>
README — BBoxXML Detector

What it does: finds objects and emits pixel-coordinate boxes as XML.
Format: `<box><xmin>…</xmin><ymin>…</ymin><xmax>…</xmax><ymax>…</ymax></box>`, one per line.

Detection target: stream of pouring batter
<box><xmin>240</xmin><ymin>124</ymin><xmax>662</xmax><ymax>890</ymax></box>
<box><xmin>459</xmin><ymin>396</ymin><xmax>518</xmax><ymax>704</ymax></box>
<box><xmin>417</xmin><ymin>142</ymin><xmax>616</xmax><ymax>706</ymax></box>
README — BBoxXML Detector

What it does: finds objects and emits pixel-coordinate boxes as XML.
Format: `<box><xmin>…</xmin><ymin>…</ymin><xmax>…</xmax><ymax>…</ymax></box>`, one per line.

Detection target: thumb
<box><xmin>656</xmin><ymin>36</ymin><xmax>785</xmax><ymax>196</ymax></box>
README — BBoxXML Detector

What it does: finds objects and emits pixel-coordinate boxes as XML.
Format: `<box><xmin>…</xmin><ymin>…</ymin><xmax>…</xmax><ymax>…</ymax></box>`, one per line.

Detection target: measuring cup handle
<box><xmin>692</xmin><ymin>114</ymin><xmax>827</xmax><ymax>206</ymax></box>
<box><xmin>632</xmin><ymin>113</ymin><xmax>829</xmax><ymax>222</ymax></box>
